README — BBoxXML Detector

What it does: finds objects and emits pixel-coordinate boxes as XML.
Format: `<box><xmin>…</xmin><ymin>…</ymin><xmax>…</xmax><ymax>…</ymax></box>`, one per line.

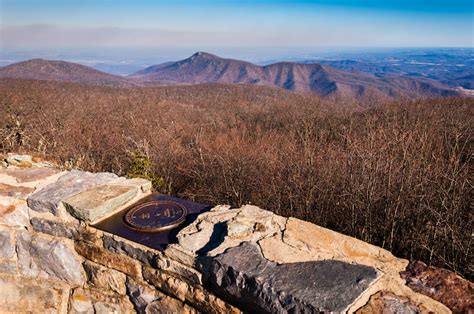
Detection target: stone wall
<box><xmin>0</xmin><ymin>153</ymin><xmax>472</xmax><ymax>313</ymax></box>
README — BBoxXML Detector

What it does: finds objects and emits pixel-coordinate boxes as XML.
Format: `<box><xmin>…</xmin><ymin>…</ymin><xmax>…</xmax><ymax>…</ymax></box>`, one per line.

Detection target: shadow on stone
<box><xmin>196</xmin><ymin>222</ymin><xmax>228</xmax><ymax>256</ymax></box>
<box><xmin>198</xmin><ymin>242</ymin><xmax>379</xmax><ymax>313</ymax></box>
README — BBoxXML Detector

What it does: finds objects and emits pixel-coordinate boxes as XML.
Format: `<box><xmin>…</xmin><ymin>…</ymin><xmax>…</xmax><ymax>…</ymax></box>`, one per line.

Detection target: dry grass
<box><xmin>1</xmin><ymin>78</ymin><xmax>472</xmax><ymax>279</ymax></box>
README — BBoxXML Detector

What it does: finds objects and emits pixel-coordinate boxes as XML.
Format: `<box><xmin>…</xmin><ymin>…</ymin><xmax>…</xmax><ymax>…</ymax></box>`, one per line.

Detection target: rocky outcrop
<box><xmin>0</xmin><ymin>153</ymin><xmax>471</xmax><ymax>313</ymax></box>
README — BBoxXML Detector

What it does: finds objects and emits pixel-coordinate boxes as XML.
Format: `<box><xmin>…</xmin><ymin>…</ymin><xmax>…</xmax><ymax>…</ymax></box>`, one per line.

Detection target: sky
<box><xmin>1</xmin><ymin>0</ymin><xmax>473</xmax><ymax>50</ymax></box>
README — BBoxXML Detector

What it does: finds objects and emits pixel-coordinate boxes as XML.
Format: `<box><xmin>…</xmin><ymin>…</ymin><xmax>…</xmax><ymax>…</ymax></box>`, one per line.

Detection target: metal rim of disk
<box><xmin>124</xmin><ymin>200</ymin><xmax>188</xmax><ymax>232</ymax></box>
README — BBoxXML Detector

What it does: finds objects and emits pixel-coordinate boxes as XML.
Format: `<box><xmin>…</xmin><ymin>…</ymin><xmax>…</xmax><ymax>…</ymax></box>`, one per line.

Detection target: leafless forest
<box><xmin>1</xmin><ymin>79</ymin><xmax>472</xmax><ymax>279</ymax></box>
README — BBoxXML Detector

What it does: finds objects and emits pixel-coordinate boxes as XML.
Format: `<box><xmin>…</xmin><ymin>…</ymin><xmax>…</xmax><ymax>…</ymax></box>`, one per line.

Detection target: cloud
<box><xmin>0</xmin><ymin>24</ymin><xmax>248</xmax><ymax>48</ymax></box>
<box><xmin>1</xmin><ymin>23</ymin><xmax>470</xmax><ymax>49</ymax></box>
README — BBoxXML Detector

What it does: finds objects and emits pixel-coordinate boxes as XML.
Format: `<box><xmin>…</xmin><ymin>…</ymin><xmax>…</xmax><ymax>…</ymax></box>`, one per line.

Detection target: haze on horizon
<box><xmin>1</xmin><ymin>0</ymin><xmax>473</xmax><ymax>51</ymax></box>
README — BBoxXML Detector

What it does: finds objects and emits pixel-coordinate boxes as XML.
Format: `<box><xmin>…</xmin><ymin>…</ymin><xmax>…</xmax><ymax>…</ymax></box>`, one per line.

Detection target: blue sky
<box><xmin>1</xmin><ymin>0</ymin><xmax>473</xmax><ymax>48</ymax></box>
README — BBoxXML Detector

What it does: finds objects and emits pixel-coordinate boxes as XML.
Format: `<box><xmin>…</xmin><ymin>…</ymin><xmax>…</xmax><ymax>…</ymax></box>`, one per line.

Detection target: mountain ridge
<box><xmin>0</xmin><ymin>53</ymin><xmax>459</xmax><ymax>98</ymax></box>
<box><xmin>130</xmin><ymin>52</ymin><xmax>458</xmax><ymax>98</ymax></box>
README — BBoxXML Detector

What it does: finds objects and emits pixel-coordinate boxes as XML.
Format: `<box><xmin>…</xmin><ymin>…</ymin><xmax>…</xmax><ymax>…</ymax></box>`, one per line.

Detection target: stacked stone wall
<box><xmin>0</xmin><ymin>154</ymin><xmax>472</xmax><ymax>313</ymax></box>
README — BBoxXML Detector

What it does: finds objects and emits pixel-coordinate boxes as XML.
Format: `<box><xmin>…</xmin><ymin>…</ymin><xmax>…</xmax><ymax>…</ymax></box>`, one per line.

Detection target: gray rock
<box><xmin>103</xmin><ymin>235</ymin><xmax>155</xmax><ymax>266</ymax></box>
<box><xmin>200</xmin><ymin>242</ymin><xmax>379</xmax><ymax>313</ymax></box>
<box><xmin>126</xmin><ymin>277</ymin><xmax>161</xmax><ymax>312</ymax></box>
<box><xmin>31</xmin><ymin>217</ymin><xmax>71</xmax><ymax>236</ymax></box>
<box><xmin>0</xmin><ymin>229</ymin><xmax>14</xmax><ymax>258</ymax></box>
<box><xmin>27</xmin><ymin>170</ymin><xmax>117</xmax><ymax>215</ymax></box>
<box><xmin>30</xmin><ymin>217</ymin><xmax>95</xmax><ymax>241</ymax></box>
<box><xmin>17</xmin><ymin>230</ymin><xmax>85</xmax><ymax>285</ymax></box>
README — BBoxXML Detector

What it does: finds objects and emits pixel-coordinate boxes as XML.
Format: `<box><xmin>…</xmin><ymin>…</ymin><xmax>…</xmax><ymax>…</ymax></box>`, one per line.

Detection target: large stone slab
<box><xmin>0</xmin><ymin>275</ymin><xmax>66</xmax><ymax>313</ymax></box>
<box><xmin>17</xmin><ymin>230</ymin><xmax>85</xmax><ymax>285</ymax></box>
<box><xmin>27</xmin><ymin>170</ymin><xmax>118</xmax><ymax>215</ymax></box>
<box><xmin>201</xmin><ymin>242</ymin><xmax>379</xmax><ymax>313</ymax></box>
<box><xmin>64</xmin><ymin>184</ymin><xmax>138</xmax><ymax>222</ymax></box>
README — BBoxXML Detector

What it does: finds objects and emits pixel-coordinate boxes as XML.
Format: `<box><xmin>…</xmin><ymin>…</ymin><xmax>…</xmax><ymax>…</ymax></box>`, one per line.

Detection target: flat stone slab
<box><xmin>0</xmin><ymin>183</ymin><xmax>34</xmax><ymax>199</ymax></box>
<box><xmin>4</xmin><ymin>168</ymin><xmax>59</xmax><ymax>183</ymax></box>
<box><xmin>201</xmin><ymin>242</ymin><xmax>379</xmax><ymax>313</ymax></box>
<box><xmin>64</xmin><ymin>184</ymin><xmax>138</xmax><ymax>222</ymax></box>
<box><xmin>27</xmin><ymin>170</ymin><xmax>118</xmax><ymax>215</ymax></box>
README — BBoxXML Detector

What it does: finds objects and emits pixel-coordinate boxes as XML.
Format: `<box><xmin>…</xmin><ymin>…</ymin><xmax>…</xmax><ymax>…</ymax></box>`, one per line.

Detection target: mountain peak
<box><xmin>189</xmin><ymin>52</ymin><xmax>219</xmax><ymax>61</ymax></box>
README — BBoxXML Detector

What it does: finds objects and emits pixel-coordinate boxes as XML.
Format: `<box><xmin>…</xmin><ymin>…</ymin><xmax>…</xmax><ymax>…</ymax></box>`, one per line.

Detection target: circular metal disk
<box><xmin>124</xmin><ymin>200</ymin><xmax>187</xmax><ymax>232</ymax></box>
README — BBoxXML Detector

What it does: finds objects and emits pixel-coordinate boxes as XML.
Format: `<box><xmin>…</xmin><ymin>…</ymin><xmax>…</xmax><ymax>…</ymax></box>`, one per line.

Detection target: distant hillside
<box><xmin>0</xmin><ymin>55</ymin><xmax>460</xmax><ymax>99</ymax></box>
<box><xmin>130</xmin><ymin>52</ymin><xmax>459</xmax><ymax>99</ymax></box>
<box><xmin>0</xmin><ymin>59</ymin><xmax>139</xmax><ymax>87</ymax></box>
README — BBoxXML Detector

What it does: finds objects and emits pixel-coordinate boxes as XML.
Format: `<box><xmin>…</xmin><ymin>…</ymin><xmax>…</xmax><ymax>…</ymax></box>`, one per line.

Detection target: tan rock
<box><xmin>0</xmin><ymin>274</ymin><xmax>67</xmax><ymax>313</ymax></box>
<box><xmin>69</xmin><ymin>287</ymin><xmax>134</xmax><ymax>314</ymax></box>
<box><xmin>75</xmin><ymin>241</ymin><xmax>141</xmax><ymax>278</ymax></box>
<box><xmin>111</xmin><ymin>177</ymin><xmax>153</xmax><ymax>193</ymax></box>
<box><xmin>0</xmin><ymin>182</ymin><xmax>34</xmax><ymax>199</ymax></box>
<box><xmin>0</xmin><ymin>197</ymin><xmax>30</xmax><ymax>227</ymax></box>
<box><xmin>142</xmin><ymin>266</ymin><xmax>241</xmax><ymax>314</ymax></box>
<box><xmin>83</xmin><ymin>261</ymin><xmax>127</xmax><ymax>295</ymax></box>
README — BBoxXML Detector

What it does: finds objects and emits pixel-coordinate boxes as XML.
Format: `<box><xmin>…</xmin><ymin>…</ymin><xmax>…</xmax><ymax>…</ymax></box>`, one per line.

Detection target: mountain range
<box><xmin>0</xmin><ymin>52</ymin><xmax>461</xmax><ymax>99</ymax></box>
